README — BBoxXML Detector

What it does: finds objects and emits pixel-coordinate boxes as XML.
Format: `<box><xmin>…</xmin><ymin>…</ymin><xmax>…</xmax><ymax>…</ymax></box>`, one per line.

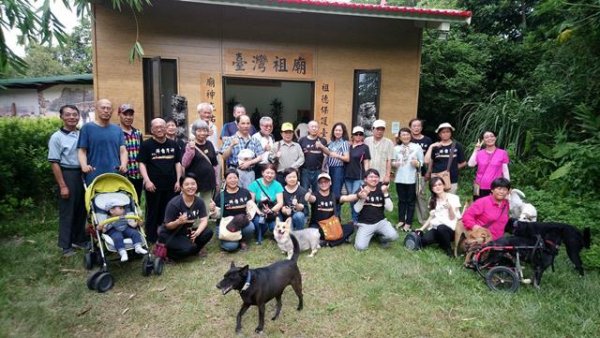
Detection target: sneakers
<box><xmin>62</xmin><ymin>248</ymin><xmax>76</xmax><ymax>257</ymax></box>
<box><xmin>239</xmin><ymin>242</ymin><xmax>248</xmax><ymax>251</ymax></box>
<box><xmin>134</xmin><ymin>244</ymin><xmax>148</xmax><ymax>255</ymax></box>
<box><xmin>72</xmin><ymin>241</ymin><xmax>91</xmax><ymax>250</ymax></box>
<box><xmin>119</xmin><ymin>249</ymin><xmax>129</xmax><ymax>262</ymax></box>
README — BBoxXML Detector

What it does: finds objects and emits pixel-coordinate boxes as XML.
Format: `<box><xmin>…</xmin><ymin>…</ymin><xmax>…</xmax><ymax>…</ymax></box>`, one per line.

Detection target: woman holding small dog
<box><xmin>462</xmin><ymin>177</ymin><xmax>511</xmax><ymax>241</ymax></box>
<box><xmin>159</xmin><ymin>175</ymin><xmax>213</xmax><ymax>260</ymax></box>
<box><xmin>248</xmin><ymin>163</ymin><xmax>284</xmax><ymax>243</ymax></box>
<box><xmin>280</xmin><ymin>168</ymin><xmax>311</xmax><ymax>230</ymax></box>
<box><xmin>211</xmin><ymin>169</ymin><xmax>256</xmax><ymax>251</ymax></box>
<box><xmin>416</xmin><ymin>176</ymin><xmax>462</xmax><ymax>256</ymax></box>
<box><xmin>467</xmin><ymin>130</ymin><xmax>510</xmax><ymax>201</ymax></box>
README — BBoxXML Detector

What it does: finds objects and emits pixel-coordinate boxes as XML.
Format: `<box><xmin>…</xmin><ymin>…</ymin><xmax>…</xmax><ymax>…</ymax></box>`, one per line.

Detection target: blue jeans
<box><xmin>106</xmin><ymin>227</ymin><xmax>143</xmax><ymax>251</ymax></box>
<box><xmin>329</xmin><ymin>166</ymin><xmax>345</xmax><ymax>215</ymax></box>
<box><xmin>345</xmin><ymin>179</ymin><xmax>363</xmax><ymax>223</ymax></box>
<box><xmin>301</xmin><ymin>168</ymin><xmax>320</xmax><ymax>193</ymax></box>
<box><xmin>280</xmin><ymin>211</ymin><xmax>306</xmax><ymax>230</ymax></box>
<box><xmin>253</xmin><ymin>215</ymin><xmax>277</xmax><ymax>244</ymax></box>
<box><xmin>217</xmin><ymin>220</ymin><xmax>255</xmax><ymax>252</ymax></box>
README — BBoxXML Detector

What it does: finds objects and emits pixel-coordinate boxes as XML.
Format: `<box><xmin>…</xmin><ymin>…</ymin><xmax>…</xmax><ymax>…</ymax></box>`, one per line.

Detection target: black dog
<box><xmin>484</xmin><ymin>235</ymin><xmax>558</xmax><ymax>288</ymax></box>
<box><xmin>505</xmin><ymin>220</ymin><xmax>591</xmax><ymax>276</ymax></box>
<box><xmin>226</xmin><ymin>213</ymin><xmax>249</xmax><ymax>233</ymax></box>
<box><xmin>216</xmin><ymin>234</ymin><xmax>303</xmax><ymax>334</ymax></box>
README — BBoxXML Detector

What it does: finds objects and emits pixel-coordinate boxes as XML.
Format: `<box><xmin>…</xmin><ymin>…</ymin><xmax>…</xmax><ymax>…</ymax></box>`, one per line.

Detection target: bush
<box><xmin>0</xmin><ymin>118</ymin><xmax>62</xmax><ymax>220</ymax></box>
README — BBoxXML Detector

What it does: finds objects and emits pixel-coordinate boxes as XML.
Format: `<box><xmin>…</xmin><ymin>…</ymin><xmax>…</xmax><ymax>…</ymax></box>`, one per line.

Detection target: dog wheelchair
<box><xmin>467</xmin><ymin>235</ymin><xmax>558</xmax><ymax>292</ymax></box>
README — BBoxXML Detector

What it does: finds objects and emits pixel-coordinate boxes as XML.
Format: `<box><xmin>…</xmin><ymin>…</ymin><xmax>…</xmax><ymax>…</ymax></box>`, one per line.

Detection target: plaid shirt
<box><xmin>220</xmin><ymin>133</ymin><xmax>264</xmax><ymax>167</ymax></box>
<box><xmin>123</xmin><ymin>127</ymin><xmax>142</xmax><ymax>179</ymax></box>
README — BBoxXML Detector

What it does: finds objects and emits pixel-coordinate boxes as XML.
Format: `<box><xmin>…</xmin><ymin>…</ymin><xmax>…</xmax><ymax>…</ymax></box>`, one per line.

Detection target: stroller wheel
<box><xmin>153</xmin><ymin>257</ymin><xmax>164</xmax><ymax>276</ymax></box>
<box><xmin>93</xmin><ymin>272</ymin><xmax>114</xmax><ymax>293</ymax></box>
<box><xmin>142</xmin><ymin>255</ymin><xmax>153</xmax><ymax>276</ymax></box>
<box><xmin>486</xmin><ymin>266</ymin><xmax>520</xmax><ymax>293</ymax></box>
<box><xmin>84</xmin><ymin>252</ymin><xmax>96</xmax><ymax>270</ymax></box>
<box><xmin>86</xmin><ymin>271</ymin><xmax>102</xmax><ymax>290</ymax></box>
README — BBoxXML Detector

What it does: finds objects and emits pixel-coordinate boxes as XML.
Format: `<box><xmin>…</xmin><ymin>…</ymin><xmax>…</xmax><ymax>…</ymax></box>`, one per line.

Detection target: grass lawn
<box><xmin>1</xmin><ymin>198</ymin><xmax>599</xmax><ymax>337</ymax></box>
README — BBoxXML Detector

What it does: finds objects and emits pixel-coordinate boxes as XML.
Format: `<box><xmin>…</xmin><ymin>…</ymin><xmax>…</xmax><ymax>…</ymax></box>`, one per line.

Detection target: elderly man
<box><xmin>251</xmin><ymin>116</ymin><xmax>275</xmax><ymax>179</ymax></box>
<box><xmin>77</xmin><ymin>99</ymin><xmax>128</xmax><ymax>185</ymax></box>
<box><xmin>48</xmin><ymin>105</ymin><xmax>87</xmax><ymax>257</ymax></box>
<box><xmin>270</xmin><ymin>122</ymin><xmax>305</xmax><ymax>185</ymax></box>
<box><xmin>364</xmin><ymin>119</ymin><xmax>394</xmax><ymax>184</ymax></box>
<box><xmin>118</xmin><ymin>103</ymin><xmax>143</xmax><ymax>199</ymax></box>
<box><xmin>220</xmin><ymin>104</ymin><xmax>256</xmax><ymax>141</ymax></box>
<box><xmin>139</xmin><ymin>118</ymin><xmax>183</xmax><ymax>243</ymax></box>
<box><xmin>220</xmin><ymin>114</ymin><xmax>264</xmax><ymax>189</ymax></box>
<box><xmin>298</xmin><ymin>120</ymin><xmax>327</xmax><ymax>192</ymax></box>
<box><xmin>196</xmin><ymin>102</ymin><xmax>221</xmax><ymax>186</ymax></box>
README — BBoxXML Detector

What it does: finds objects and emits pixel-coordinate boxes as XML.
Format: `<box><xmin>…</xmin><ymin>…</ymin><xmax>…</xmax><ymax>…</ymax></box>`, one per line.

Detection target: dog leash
<box><xmin>241</xmin><ymin>271</ymin><xmax>252</xmax><ymax>292</ymax></box>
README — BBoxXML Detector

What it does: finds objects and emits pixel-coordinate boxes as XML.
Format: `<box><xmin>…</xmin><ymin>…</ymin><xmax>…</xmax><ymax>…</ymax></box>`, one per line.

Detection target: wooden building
<box><xmin>92</xmin><ymin>0</ymin><xmax>471</xmax><ymax>138</ymax></box>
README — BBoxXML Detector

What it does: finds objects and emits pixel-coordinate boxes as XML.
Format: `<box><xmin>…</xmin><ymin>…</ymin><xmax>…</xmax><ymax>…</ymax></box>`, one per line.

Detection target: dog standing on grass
<box><xmin>274</xmin><ymin>218</ymin><xmax>320</xmax><ymax>259</ymax></box>
<box><xmin>216</xmin><ymin>234</ymin><xmax>303</xmax><ymax>334</ymax></box>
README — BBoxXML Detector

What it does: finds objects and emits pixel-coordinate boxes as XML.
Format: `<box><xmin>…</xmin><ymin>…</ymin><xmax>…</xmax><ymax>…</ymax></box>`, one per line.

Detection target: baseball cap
<box><xmin>118</xmin><ymin>104</ymin><xmax>134</xmax><ymax>114</ymax></box>
<box><xmin>317</xmin><ymin>173</ymin><xmax>331</xmax><ymax>181</ymax></box>
<box><xmin>281</xmin><ymin>122</ymin><xmax>294</xmax><ymax>132</ymax></box>
<box><xmin>352</xmin><ymin>126</ymin><xmax>365</xmax><ymax>134</ymax></box>
<box><xmin>373</xmin><ymin>120</ymin><xmax>386</xmax><ymax>129</ymax></box>
<box><xmin>435</xmin><ymin>122</ymin><xmax>455</xmax><ymax>133</ymax></box>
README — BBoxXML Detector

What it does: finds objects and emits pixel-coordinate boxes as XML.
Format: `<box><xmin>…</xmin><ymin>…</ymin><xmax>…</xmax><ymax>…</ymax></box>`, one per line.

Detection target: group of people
<box><xmin>49</xmin><ymin>98</ymin><xmax>512</xmax><ymax>262</ymax></box>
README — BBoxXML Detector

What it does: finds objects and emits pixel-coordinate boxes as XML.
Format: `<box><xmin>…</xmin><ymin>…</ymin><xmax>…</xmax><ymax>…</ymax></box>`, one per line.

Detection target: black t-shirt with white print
<box><xmin>309</xmin><ymin>190</ymin><xmax>341</xmax><ymax>225</ymax></box>
<box><xmin>283</xmin><ymin>185</ymin><xmax>309</xmax><ymax>216</ymax></box>
<box><xmin>411</xmin><ymin>135</ymin><xmax>432</xmax><ymax>175</ymax></box>
<box><xmin>355</xmin><ymin>184</ymin><xmax>386</xmax><ymax>224</ymax></box>
<box><xmin>162</xmin><ymin>195</ymin><xmax>207</xmax><ymax>236</ymax></box>
<box><xmin>213</xmin><ymin>188</ymin><xmax>252</xmax><ymax>218</ymax></box>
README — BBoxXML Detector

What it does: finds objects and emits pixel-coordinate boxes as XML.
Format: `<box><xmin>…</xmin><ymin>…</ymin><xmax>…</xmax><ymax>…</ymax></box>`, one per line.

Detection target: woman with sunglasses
<box><xmin>345</xmin><ymin>126</ymin><xmax>371</xmax><ymax>223</ymax></box>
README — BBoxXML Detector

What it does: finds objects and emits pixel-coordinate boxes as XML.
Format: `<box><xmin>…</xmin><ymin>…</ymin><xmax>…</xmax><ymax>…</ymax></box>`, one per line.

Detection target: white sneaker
<box><xmin>119</xmin><ymin>249</ymin><xmax>129</xmax><ymax>262</ymax></box>
<box><xmin>134</xmin><ymin>244</ymin><xmax>148</xmax><ymax>255</ymax></box>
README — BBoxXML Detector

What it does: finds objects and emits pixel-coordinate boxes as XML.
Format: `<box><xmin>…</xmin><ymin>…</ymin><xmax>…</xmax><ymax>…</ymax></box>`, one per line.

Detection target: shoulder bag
<box><xmin>217</xmin><ymin>190</ymin><xmax>242</xmax><ymax>241</ymax></box>
<box><xmin>428</xmin><ymin>142</ymin><xmax>455</xmax><ymax>191</ymax></box>
<box><xmin>317</xmin><ymin>194</ymin><xmax>343</xmax><ymax>241</ymax></box>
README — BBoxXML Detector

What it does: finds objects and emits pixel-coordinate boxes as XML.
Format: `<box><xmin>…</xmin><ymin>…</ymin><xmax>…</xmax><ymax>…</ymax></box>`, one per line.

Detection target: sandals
<box><xmin>402</xmin><ymin>225</ymin><xmax>412</xmax><ymax>233</ymax></box>
<box><xmin>395</xmin><ymin>222</ymin><xmax>405</xmax><ymax>230</ymax></box>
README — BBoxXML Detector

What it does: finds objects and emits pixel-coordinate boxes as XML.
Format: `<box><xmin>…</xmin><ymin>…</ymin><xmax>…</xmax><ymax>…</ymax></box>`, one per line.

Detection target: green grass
<box><xmin>1</xmin><ymin>192</ymin><xmax>600</xmax><ymax>337</ymax></box>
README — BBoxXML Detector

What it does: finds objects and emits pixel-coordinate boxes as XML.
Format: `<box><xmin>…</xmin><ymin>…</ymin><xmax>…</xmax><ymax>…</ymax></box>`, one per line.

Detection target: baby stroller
<box><xmin>83</xmin><ymin>173</ymin><xmax>164</xmax><ymax>292</ymax></box>
<box><xmin>468</xmin><ymin>235</ymin><xmax>558</xmax><ymax>293</ymax></box>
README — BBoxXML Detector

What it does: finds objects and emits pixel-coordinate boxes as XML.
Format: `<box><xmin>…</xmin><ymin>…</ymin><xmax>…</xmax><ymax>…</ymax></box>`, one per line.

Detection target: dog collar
<box><xmin>241</xmin><ymin>271</ymin><xmax>252</xmax><ymax>292</ymax></box>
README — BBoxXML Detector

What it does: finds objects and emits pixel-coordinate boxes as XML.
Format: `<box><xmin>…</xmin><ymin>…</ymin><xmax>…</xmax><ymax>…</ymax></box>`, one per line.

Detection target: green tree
<box><xmin>0</xmin><ymin>0</ymin><xmax>149</xmax><ymax>76</ymax></box>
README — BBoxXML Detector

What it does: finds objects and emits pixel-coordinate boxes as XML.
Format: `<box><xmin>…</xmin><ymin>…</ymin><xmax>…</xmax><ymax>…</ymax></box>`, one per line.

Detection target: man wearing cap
<box><xmin>424</xmin><ymin>122</ymin><xmax>467</xmax><ymax>193</ymax></box>
<box><xmin>270</xmin><ymin>122</ymin><xmax>305</xmax><ymax>185</ymax></box>
<box><xmin>139</xmin><ymin>118</ymin><xmax>183</xmax><ymax>243</ymax></box>
<box><xmin>48</xmin><ymin>104</ymin><xmax>87</xmax><ymax>257</ymax></box>
<box><xmin>365</xmin><ymin>119</ymin><xmax>395</xmax><ymax>184</ymax></box>
<box><xmin>118</xmin><ymin>103</ymin><xmax>143</xmax><ymax>199</ymax></box>
<box><xmin>409</xmin><ymin>118</ymin><xmax>433</xmax><ymax>223</ymax></box>
<box><xmin>78</xmin><ymin>98</ymin><xmax>128</xmax><ymax>185</ymax></box>
<box><xmin>221</xmin><ymin>114</ymin><xmax>264</xmax><ymax>189</ymax></box>
<box><xmin>298</xmin><ymin>120</ymin><xmax>328</xmax><ymax>192</ymax></box>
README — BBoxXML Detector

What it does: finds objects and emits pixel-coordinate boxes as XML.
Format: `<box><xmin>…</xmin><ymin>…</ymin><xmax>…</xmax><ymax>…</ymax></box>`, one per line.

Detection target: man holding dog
<box><xmin>221</xmin><ymin>114</ymin><xmax>264</xmax><ymax>189</ymax></box>
<box><xmin>48</xmin><ymin>105</ymin><xmax>88</xmax><ymax>257</ymax></box>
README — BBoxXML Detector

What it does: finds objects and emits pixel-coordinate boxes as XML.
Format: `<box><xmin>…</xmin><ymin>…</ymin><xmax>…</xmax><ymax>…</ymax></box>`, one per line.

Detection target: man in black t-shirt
<box><xmin>298</xmin><ymin>120</ymin><xmax>327</xmax><ymax>192</ymax></box>
<box><xmin>409</xmin><ymin>118</ymin><xmax>433</xmax><ymax>223</ymax></box>
<box><xmin>139</xmin><ymin>118</ymin><xmax>183</xmax><ymax>243</ymax></box>
<box><xmin>353</xmin><ymin>169</ymin><xmax>399</xmax><ymax>251</ymax></box>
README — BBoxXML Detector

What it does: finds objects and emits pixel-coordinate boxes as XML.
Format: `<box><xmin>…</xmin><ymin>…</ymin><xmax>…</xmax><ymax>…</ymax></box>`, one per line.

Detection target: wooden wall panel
<box><xmin>93</xmin><ymin>1</ymin><xmax>422</xmax><ymax>138</ymax></box>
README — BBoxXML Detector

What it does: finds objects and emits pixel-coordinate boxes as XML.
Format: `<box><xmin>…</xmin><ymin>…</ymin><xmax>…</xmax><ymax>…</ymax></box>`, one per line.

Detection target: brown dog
<box><xmin>453</xmin><ymin>202</ymin><xmax>470</xmax><ymax>257</ymax></box>
<box><xmin>463</xmin><ymin>227</ymin><xmax>493</xmax><ymax>266</ymax></box>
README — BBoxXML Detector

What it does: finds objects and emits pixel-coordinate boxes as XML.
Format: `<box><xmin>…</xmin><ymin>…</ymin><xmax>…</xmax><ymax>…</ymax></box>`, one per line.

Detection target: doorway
<box><xmin>222</xmin><ymin>77</ymin><xmax>314</xmax><ymax>139</ymax></box>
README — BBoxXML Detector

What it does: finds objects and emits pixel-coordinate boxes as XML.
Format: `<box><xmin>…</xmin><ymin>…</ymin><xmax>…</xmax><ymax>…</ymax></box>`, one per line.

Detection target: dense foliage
<box><xmin>0</xmin><ymin>118</ymin><xmax>62</xmax><ymax>221</ymax></box>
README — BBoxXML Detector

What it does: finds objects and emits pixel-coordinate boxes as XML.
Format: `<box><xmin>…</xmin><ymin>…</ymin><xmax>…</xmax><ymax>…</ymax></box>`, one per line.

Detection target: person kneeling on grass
<box><xmin>415</xmin><ymin>176</ymin><xmax>461</xmax><ymax>257</ymax></box>
<box><xmin>353</xmin><ymin>169</ymin><xmax>399</xmax><ymax>250</ymax></box>
<box><xmin>159</xmin><ymin>175</ymin><xmax>213</xmax><ymax>260</ymax></box>
<box><xmin>99</xmin><ymin>201</ymin><xmax>147</xmax><ymax>262</ymax></box>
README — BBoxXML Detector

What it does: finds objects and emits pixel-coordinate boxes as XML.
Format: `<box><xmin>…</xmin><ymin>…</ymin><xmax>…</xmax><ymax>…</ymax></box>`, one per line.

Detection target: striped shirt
<box><xmin>123</xmin><ymin>127</ymin><xmax>142</xmax><ymax>180</ymax></box>
<box><xmin>327</xmin><ymin>139</ymin><xmax>349</xmax><ymax>167</ymax></box>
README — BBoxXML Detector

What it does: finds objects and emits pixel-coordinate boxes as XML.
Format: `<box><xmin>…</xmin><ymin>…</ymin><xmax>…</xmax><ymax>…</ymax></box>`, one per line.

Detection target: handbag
<box><xmin>217</xmin><ymin>191</ymin><xmax>242</xmax><ymax>241</ymax></box>
<box><xmin>318</xmin><ymin>215</ymin><xmax>343</xmax><ymax>241</ymax></box>
<box><xmin>428</xmin><ymin>142</ymin><xmax>456</xmax><ymax>191</ymax></box>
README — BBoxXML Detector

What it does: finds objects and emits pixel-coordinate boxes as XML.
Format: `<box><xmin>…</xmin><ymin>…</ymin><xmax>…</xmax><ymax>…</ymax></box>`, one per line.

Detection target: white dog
<box><xmin>509</xmin><ymin>189</ymin><xmax>538</xmax><ymax>222</ymax></box>
<box><xmin>274</xmin><ymin>218</ymin><xmax>320</xmax><ymax>259</ymax></box>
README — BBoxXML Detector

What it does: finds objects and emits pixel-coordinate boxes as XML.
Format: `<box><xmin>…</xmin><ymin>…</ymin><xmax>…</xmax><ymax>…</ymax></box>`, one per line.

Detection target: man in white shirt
<box><xmin>251</xmin><ymin>116</ymin><xmax>275</xmax><ymax>179</ymax></box>
<box><xmin>364</xmin><ymin>119</ymin><xmax>395</xmax><ymax>184</ymax></box>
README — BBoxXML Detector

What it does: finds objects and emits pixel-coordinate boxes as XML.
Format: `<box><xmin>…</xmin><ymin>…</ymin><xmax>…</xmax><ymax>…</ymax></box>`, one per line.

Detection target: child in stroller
<box><xmin>98</xmin><ymin>200</ymin><xmax>148</xmax><ymax>262</ymax></box>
